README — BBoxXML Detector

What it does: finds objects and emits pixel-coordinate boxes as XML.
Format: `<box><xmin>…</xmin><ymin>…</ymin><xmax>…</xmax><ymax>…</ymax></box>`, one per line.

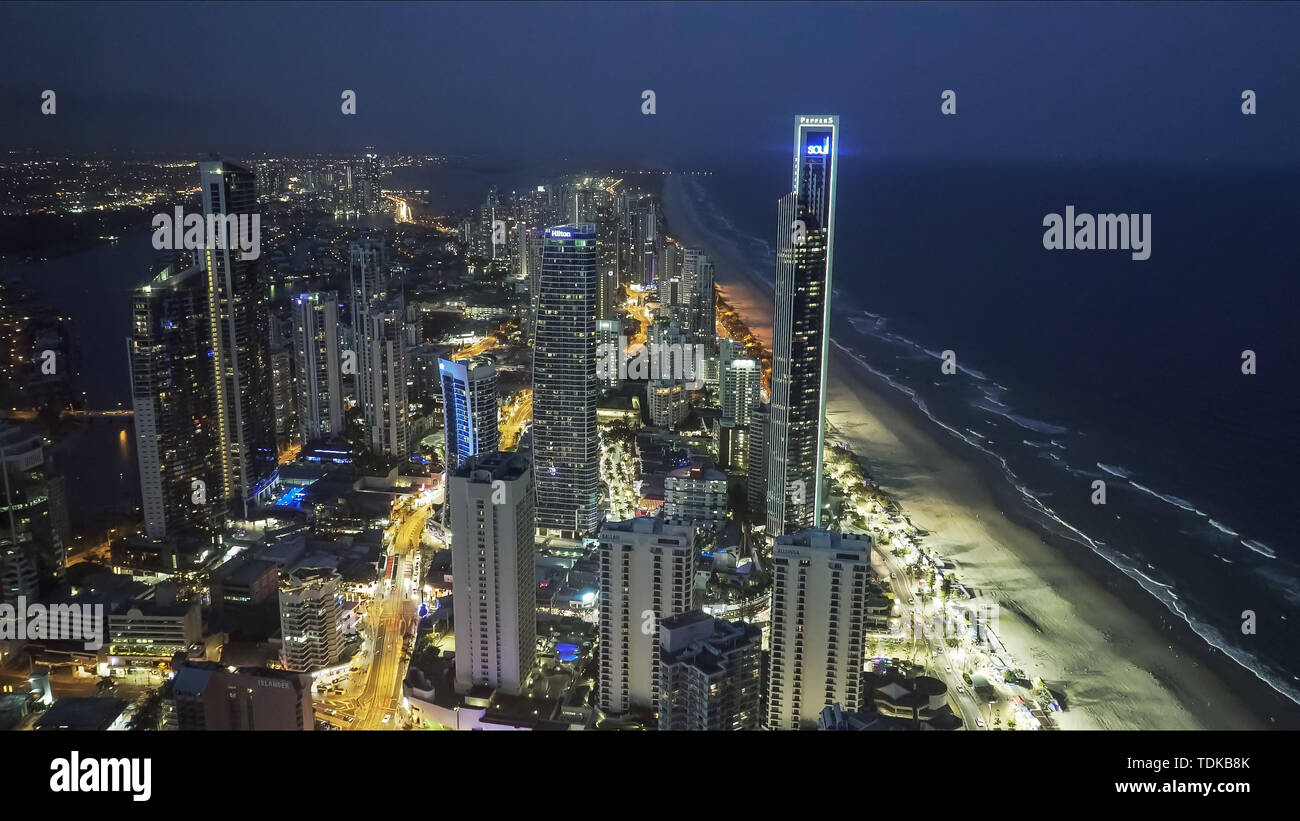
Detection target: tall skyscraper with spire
<box><xmin>533</xmin><ymin>223</ymin><xmax>599</xmax><ymax>538</ymax></box>
<box><xmin>767</xmin><ymin>115</ymin><xmax>839</xmax><ymax>536</ymax></box>
<box><xmin>199</xmin><ymin>157</ymin><xmax>276</xmax><ymax>519</ymax></box>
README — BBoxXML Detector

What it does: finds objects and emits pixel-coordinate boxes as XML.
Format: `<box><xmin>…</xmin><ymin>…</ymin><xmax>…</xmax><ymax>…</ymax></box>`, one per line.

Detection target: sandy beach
<box><xmin>661</xmin><ymin>173</ymin><xmax>1272</xmax><ymax>730</ymax></box>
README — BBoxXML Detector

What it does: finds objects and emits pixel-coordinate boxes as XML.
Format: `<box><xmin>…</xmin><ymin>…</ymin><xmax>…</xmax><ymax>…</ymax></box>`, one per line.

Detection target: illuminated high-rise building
<box><xmin>292</xmin><ymin>291</ymin><xmax>343</xmax><ymax>442</ymax></box>
<box><xmin>658</xmin><ymin>611</ymin><xmax>762</xmax><ymax>731</ymax></box>
<box><xmin>348</xmin><ymin>237</ymin><xmax>388</xmax><ymax>422</ymax></box>
<box><xmin>278</xmin><ymin>566</ymin><xmax>345</xmax><ymax>673</ymax></box>
<box><xmin>746</xmin><ymin>402</ymin><xmax>769</xmax><ymax>525</ymax></box>
<box><xmin>694</xmin><ymin>256</ymin><xmax>715</xmax><ymax>341</ymax></box>
<box><xmin>767</xmin><ymin>115</ymin><xmax>839</xmax><ymax>536</ymax></box>
<box><xmin>448</xmin><ymin>451</ymin><xmax>536</xmax><ymax>695</ymax></box>
<box><xmin>720</xmin><ymin>356</ymin><xmax>761</xmax><ymax>428</ymax></box>
<box><xmin>365</xmin><ymin>299</ymin><xmax>409</xmax><ymax>458</ymax></box>
<box><xmin>766</xmin><ymin>529</ymin><xmax>869</xmax><ymax>730</ymax></box>
<box><xmin>533</xmin><ymin>224</ymin><xmax>599</xmax><ymax>538</ymax></box>
<box><xmin>0</xmin><ymin>424</ymin><xmax>70</xmax><ymax>595</ymax></box>
<box><xmin>129</xmin><ymin>263</ymin><xmax>225</xmax><ymax>540</ymax></box>
<box><xmin>199</xmin><ymin>157</ymin><xmax>277</xmax><ymax>518</ymax></box>
<box><xmin>595</xmin><ymin>319</ymin><xmax>623</xmax><ymax>388</ymax></box>
<box><xmin>597</xmin><ymin>516</ymin><xmax>696</xmax><ymax>717</ymax></box>
<box><xmin>269</xmin><ymin>346</ymin><xmax>298</xmax><ymax>453</ymax></box>
<box><xmin>438</xmin><ymin>356</ymin><xmax>499</xmax><ymax>472</ymax></box>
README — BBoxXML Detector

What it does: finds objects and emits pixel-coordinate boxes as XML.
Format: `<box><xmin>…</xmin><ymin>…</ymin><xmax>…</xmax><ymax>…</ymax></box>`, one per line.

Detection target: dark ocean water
<box><xmin>679</xmin><ymin>160</ymin><xmax>1300</xmax><ymax>705</ymax></box>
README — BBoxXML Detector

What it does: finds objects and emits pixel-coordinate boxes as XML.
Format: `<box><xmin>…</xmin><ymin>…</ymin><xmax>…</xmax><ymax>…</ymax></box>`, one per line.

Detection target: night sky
<box><xmin>2</xmin><ymin>1</ymin><xmax>1298</xmax><ymax>167</ymax></box>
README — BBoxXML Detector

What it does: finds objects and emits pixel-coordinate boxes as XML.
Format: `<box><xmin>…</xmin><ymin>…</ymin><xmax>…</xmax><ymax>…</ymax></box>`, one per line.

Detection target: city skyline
<box><xmin>1</xmin><ymin>10</ymin><xmax>1296</xmax><ymax>800</ymax></box>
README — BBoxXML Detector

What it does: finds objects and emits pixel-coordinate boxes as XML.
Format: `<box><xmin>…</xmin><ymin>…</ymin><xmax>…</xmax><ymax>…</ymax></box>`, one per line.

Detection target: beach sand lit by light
<box><xmin>663</xmin><ymin>172</ymin><xmax>1263</xmax><ymax>730</ymax></box>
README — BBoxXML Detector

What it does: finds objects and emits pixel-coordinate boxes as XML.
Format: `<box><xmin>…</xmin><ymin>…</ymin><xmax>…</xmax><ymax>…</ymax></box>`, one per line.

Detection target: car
<box><xmin>976</xmin><ymin>719</ymin><xmax>986</xmax><ymax>728</ymax></box>
<box><xmin>945</xmin><ymin>665</ymin><xmax>952</xmax><ymax>673</ymax></box>
<box><xmin>382</xmin><ymin>713</ymin><xmax>392</xmax><ymax>724</ymax></box>
<box><xmin>957</xmin><ymin>685</ymin><xmax>967</xmax><ymax>694</ymax></box>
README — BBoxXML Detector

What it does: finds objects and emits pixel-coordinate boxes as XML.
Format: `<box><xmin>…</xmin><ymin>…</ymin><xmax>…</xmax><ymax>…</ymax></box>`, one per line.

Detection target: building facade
<box><xmin>199</xmin><ymin>157</ymin><xmax>277</xmax><ymax>519</ymax></box>
<box><xmin>448</xmin><ymin>451</ymin><xmax>536</xmax><ymax>695</ymax></box>
<box><xmin>533</xmin><ymin>224</ymin><xmax>599</xmax><ymax>537</ymax></box>
<box><xmin>597</xmin><ymin>517</ymin><xmax>696</xmax><ymax>717</ymax></box>
<box><xmin>130</xmin><ymin>263</ymin><xmax>225</xmax><ymax>541</ymax></box>
<box><xmin>293</xmin><ymin>291</ymin><xmax>343</xmax><ymax>442</ymax></box>
<box><xmin>658</xmin><ymin>611</ymin><xmax>762</xmax><ymax>731</ymax></box>
<box><xmin>767</xmin><ymin>116</ymin><xmax>838</xmax><ymax>536</ymax></box>
<box><xmin>766</xmin><ymin>529</ymin><xmax>870</xmax><ymax>730</ymax></box>
<box><xmin>439</xmin><ymin>356</ymin><xmax>499</xmax><ymax>473</ymax></box>
<box><xmin>365</xmin><ymin>300</ymin><xmax>409</xmax><ymax>458</ymax></box>
<box><xmin>278</xmin><ymin>566</ymin><xmax>345</xmax><ymax>673</ymax></box>
<box><xmin>171</xmin><ymin>662</ymin><xmax>313</xmax><ymax>731</ymax></box>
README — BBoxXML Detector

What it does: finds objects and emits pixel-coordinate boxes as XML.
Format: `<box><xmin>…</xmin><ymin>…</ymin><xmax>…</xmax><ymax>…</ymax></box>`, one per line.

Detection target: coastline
<box><xmin>660</xmin><ymin>171</ymin><xmax>1293</xmax><ymax>730</ymax></box>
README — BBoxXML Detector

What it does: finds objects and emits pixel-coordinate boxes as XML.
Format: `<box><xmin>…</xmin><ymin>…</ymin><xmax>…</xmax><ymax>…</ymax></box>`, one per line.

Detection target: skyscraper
<box><xmin>366</xmin><ymin>300</ymin><xmax>409</xmax><ymax>458</ymax></box>
<box><xmin>269</xmin><ymin>345</ymin><xmax>298</xmax><ymax>454</ymax></box>
<box><xmin>292</xmin><ymin>291</ymin><xmax>343</xmax><ymax>443</ymax></box>
<box><xmin>595</xmin><ymin>319</ymin><xmax>623</xmax><ymax>389</ymax></box>
<box><xmin>720</xmin><ymin>357</ymin><xmax>761</xmax><ymax>427</ymax></box>
<box><xmin>533</xmin><ymin>223</ymin><xmax>599</xmax><ymax>538</ymax></box>
<box><xmin>448</xmin><ymin>451</ymin><xmax>536</xmax><ymax>695</ymax></box>
<box><xmin>438</xmin><ymin>356</ymin><xmax>499</xmax><ymax>472</ymax></box>
<box><xmin>766</xmin><ymin>529</ymin><xmax>870</xmax><ymax>730</ymax></box>
<box><xmin>596</xmin><ymin>189</ymin><xmax>620</xmax><ymax>321</ymax></box>
<box><xmin>767</xmin><ymin>115</ymin><xmax>839</xmax><ymax>536</ymax></box>
<box><xmin>129</xmin><ymin>263</ymin><xmax>224</xmax><ymax>541</ymax></box>
<box><xmin>1</xmin><ymin>424</ymin><xmax>70</xmax><ymax>597</ymax></box>
<box><xmin>597</xmin><ymin>516</ymin><xmax>697</xmax><ymax>717</ymax></box>
<box><xmin>680</xmin><ymin>248</ymin><xmax>714</xmax><ymax>341</ymax></box>
<box><xmin>348</xmin><ymin>237</ymin><xmax>388</xmax><ymax>421</ymax></box>
<box><xmin>523</xmin><ymin>228</ymin><xmax>545</xmax><ymax>342</ymax></box>
<box><xmin>746</xmin><ymin>402</ymin><xmax>770</xmax><ymax>525</ymax></box>
<box><xmin>199</xmin><ymin>157</ymin><xmax>277</xmax><ymax>519</ymax></box>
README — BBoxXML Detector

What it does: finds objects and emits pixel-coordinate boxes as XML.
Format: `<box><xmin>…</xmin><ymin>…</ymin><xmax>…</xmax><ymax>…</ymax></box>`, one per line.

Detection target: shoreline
<box><xmin>660</xmin><ymin>172</ymin><xmax>1294</xmax><ymax>730</ymax></box>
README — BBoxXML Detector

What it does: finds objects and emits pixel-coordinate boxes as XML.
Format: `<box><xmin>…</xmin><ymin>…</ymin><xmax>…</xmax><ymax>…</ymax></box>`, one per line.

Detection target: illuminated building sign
<box><xmin>806</xmin><ymin>134</ymin><xmax>831</xmax><ymax>156</ymax></box>
<box><xmin>548</xmin><ymin>229</ymin><xmax>572</xmax><ymax>238</ymax></box>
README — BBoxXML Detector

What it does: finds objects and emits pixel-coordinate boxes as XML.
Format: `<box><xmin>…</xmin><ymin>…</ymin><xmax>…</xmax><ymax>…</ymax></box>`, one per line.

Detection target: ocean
<box><xmin>668</xmin><ymin>159</ymin><xmax>1300</xmax><ymax>707</ymax></box>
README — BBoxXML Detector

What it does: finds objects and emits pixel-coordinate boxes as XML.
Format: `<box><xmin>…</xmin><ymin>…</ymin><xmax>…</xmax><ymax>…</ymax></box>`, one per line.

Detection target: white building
<box><xmin>596</xmin><ymin>319</ymin><xmax>622</xmax><ymax>388</ymax></box>
<box><xmin>597</xmin><ymin>517</ymin><xmax>696</xmax><ymax>717</ymax></box>
<box><xmin>448</xmin><ymin>450</ymin><xmax>536</xmax><ymax>695</ymax></box>
<box><xmin>767</xmin><ymin>529</ymin><xmax>870</xmax><ymax>730</ymax></box>
<box><xmin>720</xmin><ymin>358</ymin><xmax>760</xmax><ymax>427</ymax></box>
<box><xmin>293</xmin><ymin>291</ymin><xmax>342</xmax><ymax>441</ymax></box>
<box><xmin>366</xmin><ymin>302</ymin><xmax>409</xmax><ymax>458</ymax></box>
<box><xmin>279</xmin><ymin>566</ymin><xmax>345</xmax><ymax>673</ymax></box>
<box><xmin>645</xmin><ymin>380</ymin><xmax>689</xmax><ymax>429</ymax></box>
<box><xmin>663</xmin><ymin>463</ymin><xmax>729</xmax><ymax>531</ymax></box>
